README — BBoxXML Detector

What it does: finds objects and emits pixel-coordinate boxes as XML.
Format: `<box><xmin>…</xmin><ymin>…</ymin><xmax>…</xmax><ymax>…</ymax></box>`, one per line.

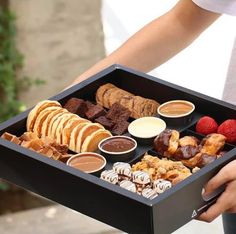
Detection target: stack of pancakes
<box><xmin>27</xmin><ymin>100</ymin><xmax>112</xmax><ymax>153</ymax></box>
<box><xmin>96</xmin><ymin>83</ymin><xmax>160</xmax><ymax>119</ymax></box>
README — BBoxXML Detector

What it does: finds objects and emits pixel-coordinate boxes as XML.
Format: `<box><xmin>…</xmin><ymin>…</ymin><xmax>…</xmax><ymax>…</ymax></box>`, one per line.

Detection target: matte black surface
<box><xmin>0</xmin><ymin>64</ymin><xmax>235</xmax><ymax>234</ymax></box>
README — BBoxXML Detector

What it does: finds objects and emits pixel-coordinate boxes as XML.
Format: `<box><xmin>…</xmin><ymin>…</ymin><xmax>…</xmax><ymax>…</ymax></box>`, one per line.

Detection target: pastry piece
<box><xmin>153</xmin><ymin>129</ymin><xmax>179</xmax><ymax>156</ymax></box>
<box><xmin>119</xmin><ymin>180</ymin><xmax>137</xmax><ymax>193</ymax></box>
<box><xmin>109</xmin><ymin>88</ymin><xmax>132</xmax><ymax>107</ymax></box>
<box><xmin>81</xmin><ymin>129</ymin><xmax>112</xmax><ymax>152</ymax></box>
<box><xmin>106</xmin><ymin>102</ymin><xmax>131</xmax><ymax>122</ymax></box>
<box><xmin>167</xmin><ymin>170</ymin><xmax>192</xmax><ymax>185</ymax></box>
<box><xmin>196</xmin><ymin>153</ymin><xmax>217</xmax><ymax>168</ymax></box>
<box><xmin>200</xmin><ymin>133</ymin><xmax>226</xmax><ymax>155</ymax></box>
<box><xmin>173</xmin><ymin>145</ymin><xmax>200</xmax><ymax>160</ymax></box>
<box><xmin>27</xmin><ymin>100</ymin><xmax>61</xmax><ymax>132</ymax></box>
<box><xmin>112</xmin><ymin>120</ymin><xmax>130</xmax><ymax>135</ymax></box>
<box><xmin>100</xmin><ymin>170</ymin><xmax>119</xmax><ymax>184</ymax></box>
<box><xmin>63</xmin><ymin>98</ymin><xmax>88</xmax><ymax>117</ymax></box>
<box><xmin>1</xmin><ymin>132</ymin><xmax>21</xmax><ymax>145</ymax></box>
<box><xmin>141</xmin><ymin>188</ymin><xmax>158</xmax><ymax>199</ymax></box>
<box><xmin>19</xmin><ymin>132</ymin><xmax>38</xmax><ymax>141</ymax></box>
<box><xmin>132</xmin><ymin>171</ymin><xmax>151</xmax><ymax>185</ymax></box>
<box><xmin>132</xmin><ymin>96</ymin><xmax>145</xmax><ymax>119</ymax></box>
<box><xmin>181</xmin><ymin>152</ymin><xmax>203</xmax><ymax>169</ymax></box>
<box><xmin>103</xmin><ymin>87</ymin><xmax>117</xmax><ymax>108</ymax></box>
<box><xmin>132</xmin><ymin>154</ymin><xmax>191</xmax><ymax>183</ymax></box>
<box><xmin>119</xmin><ymin>95</ymin><xmax>134</xmax><ymax>112</ymax></box>
<box><xmin>95</xmin><ymin>116</ymin><xmax>115</xmax><ymax>130</ymax></box>
<box><xmin>96</xmin><ymin>83</ymin><xmax>116</xmax><ymax>107</ymax></box>
<box><xmin>113</xmin><ymin>162</ymin><xmax>132</xmax><ymax>180</ymax></box>
<box><xmin>178</xmin><ymin>136</ymin><xmax>199</xmax><ymax>147</ymax></box>
<box><xmin>153</xmin><ymin>179</ymin><xmax>172</xmax><ymax>194</ymax></box>
<box><xmin>96</xmin><ymin>83</ymin><xmax>160</xmax><ymax>119</ymax></box>
<box><xmin>85</xmin><ymin>104</ymin><xmax>106</xmax><ymax>121</ymax></box>
<box><xmin>75</xmin><ymin>123</ymin><xmax>104</xmax><ymax>153</ymax></box>
<box><xmin>192</xmin><ymin>167</ymin><xmax>200</xmax><ymax>173</ymax></box>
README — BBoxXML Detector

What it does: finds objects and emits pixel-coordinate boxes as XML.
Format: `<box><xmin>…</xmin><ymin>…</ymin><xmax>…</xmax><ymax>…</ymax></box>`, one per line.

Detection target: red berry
<box><xmin>217</xmin><ymin>119</ymin><xmax>236</xmax><ymax>143</ymax></box>
<box><xmin>196</xmin><ymin>116</ymin><xmax>218</xmax><ymax>135</ymax></box>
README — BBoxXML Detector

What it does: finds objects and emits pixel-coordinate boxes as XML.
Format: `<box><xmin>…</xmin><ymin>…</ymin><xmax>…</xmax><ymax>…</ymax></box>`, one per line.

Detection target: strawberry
<box><xmin>196</xmin><ymin>116</ymin><xmax>218</xmax><ymax>135</ymax></box>
<box><xmin>217</xmin><ymin>119</ymin><xmax>236</xmax><ymax>143</ymax></box>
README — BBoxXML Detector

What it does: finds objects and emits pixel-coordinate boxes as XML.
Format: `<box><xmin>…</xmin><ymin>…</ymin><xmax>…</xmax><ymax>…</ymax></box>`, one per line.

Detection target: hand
<box><xmin>198</xmin><ymin>160</ymin><xmax>236</xmax><ymax>222</ymax></box>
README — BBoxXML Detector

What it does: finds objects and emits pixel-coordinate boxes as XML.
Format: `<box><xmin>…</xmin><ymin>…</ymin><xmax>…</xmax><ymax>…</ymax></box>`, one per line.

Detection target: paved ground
<box><xmin>0</xmin><ymin>204</ymin><xmax>224</xmax><ymax>234</ymax></box>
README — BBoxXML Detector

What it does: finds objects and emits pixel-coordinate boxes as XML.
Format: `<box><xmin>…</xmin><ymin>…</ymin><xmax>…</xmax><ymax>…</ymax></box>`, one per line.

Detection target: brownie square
<box><xmin>112</xmin><ymin>120</ymin><xmax>130</xmax><ymax>135</ymax></box>
<box><xmin>63</xmin><ymin>98</ymin><xmax>87</xmax><ymax>117</ymax></box>
<box><xmin>95</xmin><ymin>116</ymin><xmax>115</xmax><ymax>130</ymax></box>
<box><xmin>85</xmin><ymin>104</ymin><xmax>106</xmax><ymax>121</ymax></box>
<box><xmin>106</xmin><ymin>102</ymin><xmax>131</xmax><ymax>122</ymax></box>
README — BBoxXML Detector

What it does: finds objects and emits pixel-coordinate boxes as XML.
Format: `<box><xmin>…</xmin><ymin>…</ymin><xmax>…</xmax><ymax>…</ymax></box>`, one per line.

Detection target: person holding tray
<box><xmin>71</xmin><ymin>0</ymin><xmax>236</xmax><ymax>233</ymax></box>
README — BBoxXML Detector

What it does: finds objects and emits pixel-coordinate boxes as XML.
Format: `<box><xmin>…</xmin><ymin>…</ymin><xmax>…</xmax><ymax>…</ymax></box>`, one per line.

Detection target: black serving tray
<box><xmin>0</xmin><ymin>65</ymin><xmax>235</xmax><ymax>234</ymax></box>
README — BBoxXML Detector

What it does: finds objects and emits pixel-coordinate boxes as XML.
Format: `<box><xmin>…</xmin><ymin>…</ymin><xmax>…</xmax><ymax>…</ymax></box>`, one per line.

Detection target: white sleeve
<box><xmin>192</xmin><ymin>0</ymin><xmax>236</xmax><ymax>16</ymax></box>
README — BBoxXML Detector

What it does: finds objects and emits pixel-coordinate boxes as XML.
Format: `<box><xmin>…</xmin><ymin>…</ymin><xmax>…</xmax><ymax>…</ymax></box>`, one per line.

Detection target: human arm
<box><xmin>199</xmin><ymin>160</ymin><xmax>236</xmax><ymax>222</ymax></box>
<box><xmin>71</xmin><ymin>0</ymin><xmax>220</xmax><ymax>86</ymax></box>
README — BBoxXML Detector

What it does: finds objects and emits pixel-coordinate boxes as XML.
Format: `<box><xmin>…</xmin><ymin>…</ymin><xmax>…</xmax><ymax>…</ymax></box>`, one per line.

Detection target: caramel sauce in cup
<box><xmin>67</xmin><ymin>153</ymin><xmax>106</xmax><ymax>174</ymax></box>
<box><xmin>158</xmin><ymin>100</ymin><xmax>195</xmax><ymax>118</ymax></box>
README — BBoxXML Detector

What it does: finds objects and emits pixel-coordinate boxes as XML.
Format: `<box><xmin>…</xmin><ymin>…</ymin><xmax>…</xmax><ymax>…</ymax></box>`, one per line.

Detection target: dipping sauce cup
<box><xmin>157</xmin><ymin>100</ymin><xmax>195</xmax><ymax>126</ymax></box>
<box><xmin>67</xmin><ymin>152</ymin><xmax>106</xmax><ymax>175</ymax></box>
<box><xmin>128</xmin><ymin>117</ymin><xmax>166</xmax><ymax>144</ymax></box>
<box><xmin>98</xmin><ymin>136</ymin><xmax>137</xmax><ymax>162</ymax></box>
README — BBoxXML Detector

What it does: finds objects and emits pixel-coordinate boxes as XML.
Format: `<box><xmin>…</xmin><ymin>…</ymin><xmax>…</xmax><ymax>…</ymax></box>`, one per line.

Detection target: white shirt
<box><xmin>193</xmin><ymin>0</ymin><xmax>236</xmax><ymax>105</ymax></box>
<box><xmin>102</xmin><ymin>1</ymin><xmax>236</xmax><ymax>101</ymax></box>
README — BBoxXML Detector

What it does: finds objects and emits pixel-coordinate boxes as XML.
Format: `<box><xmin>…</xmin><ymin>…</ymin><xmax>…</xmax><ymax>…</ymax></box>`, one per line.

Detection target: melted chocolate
<box><xmin>154</xmin><ymin>129</ymin><xmax>172</xmax><ymax>155</ymax></box>
<box><xmin>197</xmin><ymin>154</ymin><xmax>217</xmax><ymax>168</ymax></box>
<box><xmin>101</xmin><ymin>137</ymin><xmax>135</xmax><ymax>152</ymax></box>
<box><xmin>173</xmin><ymin>145</ymin><xmax>200</xmax><ymax>160</ymax></box>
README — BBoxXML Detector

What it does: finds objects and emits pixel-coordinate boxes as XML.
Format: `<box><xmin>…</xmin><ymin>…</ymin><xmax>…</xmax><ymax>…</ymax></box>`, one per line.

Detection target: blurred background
<box><xmin>1</xmin><ymin>0</ymin><xmax>235</xmax><ymax>233</ymax></box>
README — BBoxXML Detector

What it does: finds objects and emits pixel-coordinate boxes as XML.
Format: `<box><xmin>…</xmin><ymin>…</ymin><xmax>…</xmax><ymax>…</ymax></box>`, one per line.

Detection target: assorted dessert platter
<box><xmin>1</xmin><ymin>82</ymin><xmax>236</xmax><ymax>201</ymax></box>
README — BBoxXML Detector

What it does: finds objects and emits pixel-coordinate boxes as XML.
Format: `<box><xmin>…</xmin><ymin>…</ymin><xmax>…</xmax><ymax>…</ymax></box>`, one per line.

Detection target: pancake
<box><xmin>27</xmin><ymin>100</ymin><xmax>61</xmax><ymax>132</ymax></box>
<box><xmin>41</xmin><ymin>108</ymin><xmax>67</xmax><ymax>137</ymax></box>
<box><xmin>47</xmin><ymin>110</ymin><xmax>69</xmax><ymax>140</ymax></box>
<box><xmin>41</xmin><ymin>108</ymin><xmax>67</xmax><ymax>138</ymax></box>
<box><xmin>62</xmin><ymin>118</ymin><xmax>90</xmax><ymax>145</ymax></box>
<box><xmin>69</xmin><ymin>122</ymin><xmax>90</xmax><ymax>152</ymax></box>
<box><xmin>75</xmin><ymin>123</ymin><xmax>104</xmax><ymax>153</ymax></box>
<box><xmin>49</xmin><ymin>112</ymin><xmax>75</xmax><ymax>141</ymax></box>
<box><xmin>81</xmin><ymin>129</ymin><xmax>112</xmax><ymax>152</ymax></box>
<box><xmin>33</xmin><ymin>106</ymin><xmax>61</xmax><ymax>137</ymax></box>
<box><xmin>55</xmin><ymin>114</ymin><xmax>78</xmax><ymax>144</ymax></box>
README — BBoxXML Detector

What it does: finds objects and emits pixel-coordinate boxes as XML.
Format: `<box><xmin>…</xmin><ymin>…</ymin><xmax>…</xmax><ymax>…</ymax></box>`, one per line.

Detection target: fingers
<box><xmin>198</xmin><ymin>192</ymin><xmax>231</xmax><ymax>222</ymax></box>
<box><xmin>204</xmin><ymin>160</ymin><xmax>236</xmax><ymax>195</ymax></box>
<box><xmin>199</xmin><ymin>180</ymin><xmax>236</xmax><ymax>222</ymax></box>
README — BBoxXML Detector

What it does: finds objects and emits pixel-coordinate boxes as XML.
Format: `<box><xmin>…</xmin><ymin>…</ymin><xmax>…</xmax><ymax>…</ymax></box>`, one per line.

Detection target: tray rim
<box><xmin>0</xmin><ymin>63</ymin><xmax>235</xmax><ymax>207</ymax></box>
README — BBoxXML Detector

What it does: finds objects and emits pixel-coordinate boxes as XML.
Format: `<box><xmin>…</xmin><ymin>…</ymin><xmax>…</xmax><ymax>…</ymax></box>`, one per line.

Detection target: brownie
<box><xmin>95</xmin><ymin>116</ymin><xmax>115</xmax><ymax>130</ymax></box>
<box><xmin>106</xmin><ymin>102</ymin><xmax>131</xmax><ymax>122</ymax></box>
<box><xmin>112</xmin><ymin>120</ymin><xmax>130</xmax><ymax>135</ymax></box>
<box><xmin>85</xmin><ymin>100</ymin><xmax>95</xmax><ymax>109</ymax></box>
<box><xmin>85</xmin><ymin>104</ymin><xmax>106</xmax><ymax>121</ymax></box>
<box><xmin>63</xmin><ymin>98</ymin><xmax>87</xmax><ymax>117</ymax></box>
